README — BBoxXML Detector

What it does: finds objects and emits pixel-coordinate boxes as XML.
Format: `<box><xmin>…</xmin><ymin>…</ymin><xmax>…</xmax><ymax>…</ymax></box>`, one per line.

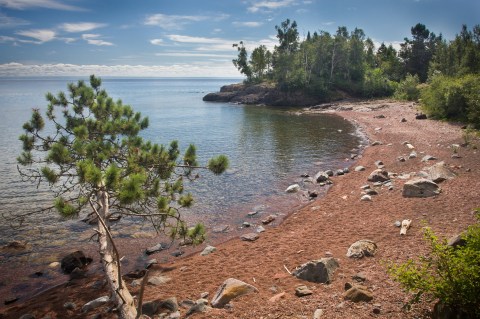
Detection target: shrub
<box><xmin>387</xmin><ymin>215</ymin><xmax>480</xmax><ymax>317</ymax></box>
<box><xmin>420</xmin><ymin>74</ymin><xmax>480</xmax><ymax>128</ymax></box>
<box><xmin>362</xmin><ymin>68</ymin><xmax>396</xmax><ymax>98</ymax></box>
<box><xmin>394</xmin><ymin>74</ymin><xmax>421</xmax><ymax>101</ymax></box>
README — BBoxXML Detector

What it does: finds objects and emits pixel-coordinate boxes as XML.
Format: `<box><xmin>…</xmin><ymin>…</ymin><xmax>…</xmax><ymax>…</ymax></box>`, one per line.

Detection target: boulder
<box><xmin>344</xmin><ymin>285</ymin><xmax>373</xmax><ymax>302</ymax></box>
<box><xmin>146</xmin><ymin>243</ymin><xmax>167</xmax><ymax>255</ymax></box>
<box><xmin>402</xmin><ymin>178</ymin><xmax>441</xmax><ymax>198</ymax></box>
<box><xmin>346</xmin><ymin>240</ymin><xmax>377</xmax><ymax>258</ymax></box>
<box><xmin>292</xmin><ymin>257</ymin><xmax>339</xmax><ymax>284</ymax></box>
<box><xmin>423</xmin><ymin>161</ymin><xmax>455</xmax><ymax>183</ymax></box>
<box><xmin>148</xmin><ymin>275</ymin><xmax>171</xmax><ymax>286</ymax></box>
<box><xmin>211</xmin><ymin>278</ymin><xmax>258</xmax><ymax>308</ymax></box>
<box><xmin>354</xmin><ymin>166</ymin><xmax>365</xmax><ymax>172</ymax></box>
<box><xmin>61</xmin><ymin>251</ymin><xmax>92</xmax><ymax>274</ymax></box>
<box><xmin>367</xmin><ymin>169</ymin><xmax>389</xmax><ymax>183</ymax></box>
<box><xmin>262</xmin><ymin>215</ymin><xmax>276</xmax><ymax>225</ymax></box>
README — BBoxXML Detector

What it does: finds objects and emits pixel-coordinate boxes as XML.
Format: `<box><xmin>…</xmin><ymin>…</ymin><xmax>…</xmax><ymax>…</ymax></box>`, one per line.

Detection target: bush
<box><xmin>394</xmin><ymin>74</ymin><xmax>421</xmax><ymax>101</ymax></box>
<box><xmin>420</xmin><ymin>74</ymin><xmax>480</xmax><ymax>128</ymax></box>
<box><xmin>387</xmin><ymin>215</ymin><xmax>480</xmax><ymax>317</ymax></box>
<box><xmin>362</xmin><ymin>68</ymin><xmax>396</xmax><ymax>98</ymax></box>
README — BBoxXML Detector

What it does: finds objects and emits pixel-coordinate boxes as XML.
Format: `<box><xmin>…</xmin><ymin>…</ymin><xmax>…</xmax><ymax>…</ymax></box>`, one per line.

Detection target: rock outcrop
<box><xmin>211</xmin><ymin>278</ymin><xmax>258</xmax><ymax>308</ymax></box>
<box><xmin>292</xmin><ymin>258</ymin><xmax>339</xmax><ymax>284</ymax></box>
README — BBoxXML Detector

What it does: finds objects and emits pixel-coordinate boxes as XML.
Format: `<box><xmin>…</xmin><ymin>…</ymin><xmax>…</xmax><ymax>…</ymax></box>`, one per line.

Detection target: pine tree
<box><xmin>17</xmin><ymin>75</ymin><xmax>228</xmax><ymax>318</ymax></box>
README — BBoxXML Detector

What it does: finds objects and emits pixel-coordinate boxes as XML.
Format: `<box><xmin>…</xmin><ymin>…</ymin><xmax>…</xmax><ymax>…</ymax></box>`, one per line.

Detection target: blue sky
<box><xmin>0</xmin><ymin>0</ymin><xmax>478</xmax><ymax>77</ymax></box>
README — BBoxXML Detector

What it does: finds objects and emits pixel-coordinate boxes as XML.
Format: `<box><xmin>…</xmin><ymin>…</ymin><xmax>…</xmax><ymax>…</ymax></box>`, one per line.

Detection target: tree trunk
<box><xmin>97</xmin><ymin>189</ymin><xmax>137</xmax><ymax>319</ymax></box>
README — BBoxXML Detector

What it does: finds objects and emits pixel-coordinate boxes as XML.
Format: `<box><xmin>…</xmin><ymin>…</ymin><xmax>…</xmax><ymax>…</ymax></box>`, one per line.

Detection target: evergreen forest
<box><xmin>233</xmin><ymin>20</ymin><xmax>480</xmax><ymax>127</ymax></box>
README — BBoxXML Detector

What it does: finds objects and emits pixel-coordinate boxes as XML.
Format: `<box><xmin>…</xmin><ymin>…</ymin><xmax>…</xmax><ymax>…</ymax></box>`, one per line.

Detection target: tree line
<box><xmin>233</xmin><ymin>20</ymin><xmax>480</xmax><ymax>127</ymax></box>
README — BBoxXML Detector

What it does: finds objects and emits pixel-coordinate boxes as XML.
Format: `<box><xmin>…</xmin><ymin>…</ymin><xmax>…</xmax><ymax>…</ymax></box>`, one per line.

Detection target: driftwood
<box><xmin>400</xmin><ymin>219</ymin><xmax>412</xmax><ymax>235</ymax></box>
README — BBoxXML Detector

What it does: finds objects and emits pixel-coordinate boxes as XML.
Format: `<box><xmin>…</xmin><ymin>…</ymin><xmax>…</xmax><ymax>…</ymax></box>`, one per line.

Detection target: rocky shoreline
<box><xmin>203</xmin><ymin>82</ymin><xmax>327</xmax><ymax>106</ymax></box>
<box><xmin>2</xmin><ymin>99</ymin><xmax>479</xmax><ymax>319</ymax></box>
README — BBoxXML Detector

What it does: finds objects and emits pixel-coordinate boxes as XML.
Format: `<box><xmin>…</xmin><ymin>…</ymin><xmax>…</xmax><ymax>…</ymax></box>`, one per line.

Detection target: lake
<box><xmin>0</xmin><ymin>77</ymin><xmax>364</xmax><ymax>269</ymax></box>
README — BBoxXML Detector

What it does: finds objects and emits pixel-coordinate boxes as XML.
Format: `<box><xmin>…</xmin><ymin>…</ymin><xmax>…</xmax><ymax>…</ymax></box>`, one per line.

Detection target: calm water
<box><xmin>0</xmin><ymin>77</ymin><xmax>364</xmax><ymax>262</ymax></box>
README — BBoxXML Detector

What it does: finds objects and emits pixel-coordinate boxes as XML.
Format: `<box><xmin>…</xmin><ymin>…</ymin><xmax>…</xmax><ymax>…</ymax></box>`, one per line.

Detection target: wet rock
<box><xmin>335</xmin><ymin>169</ymin><xmax>345</xmax><ymax>176</ymax></box>
<box><xmin>308</xmin><ymin>190</ymin><xmax>318</xmax><ymax>198</ymax></box>
<box><xmin>314</xmin><ymin>171</ymin><xmax>329</xmax><ymax>183</ymax></box>
<box><xmin>61</xmin><ymin>251</ymin><xmax>92</xmax><ymax>274</ymax></box>
<box><xmin>295</xmin><ymin>285</ymin><xmax>313</xmax><ymax>297</ymax></box>
<box><xmin>211</xmin><ymin>278</ymin><xmax>258</xmax><ymax>308</ymax></box>
<box><xmin>200</xmin><ymin>245</ymin><xmax>216</xmax><ymax>256</ymax></box>
<box><xmin>403</xmin><ymin>178</ymin><xmax>441</xmax><ymax>198</ymax></box>
<box><xmin>262</xmin><ymin>215</ymin><xmax>276</xmax><ymax>225</ymax></box>
<box><xmin>286</xmin><ymin>184</ymin><xmax>300</xmax><ymax>193</ymax></box>
<box><xmin>346</xmin><ymin>240</ymin><xmax>377</xmax><ymax>258</ymax></box>
<box><xmin>325</xmin><ymin>170</ymin><xmax>334</xmax><ymax>177</ymax></box>
<box><xmin>241</xmin><ymin>233</ymin><xmax>259</xmax><ymax>242</ymax></box>
<box><xmin>256</xmin><ymin>225</ymin><xmax>266</xmax><ymax>233</ymax></box>
<box><xmin>292</xmin><ymin>257</ymin><xmax>339</xmax><ymax>284</ymax></box>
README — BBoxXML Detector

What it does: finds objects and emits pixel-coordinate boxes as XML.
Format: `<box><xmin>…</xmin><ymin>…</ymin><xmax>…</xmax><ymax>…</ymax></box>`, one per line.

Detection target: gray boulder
<box><xmin>292</xmin><ymin>257</ymin><xmax>339</xmax><ymax>284</ymax></box>
<box><xmin>402</xmin><ymin>178</ymin><xmax>441</xmax><ymax>198</ymax></box>
<box><xmin>82</xmin><ymin>295</ymin><xmax>109</xmax><ymax>313</ymax></box>
<box><xmin>200</xmin><ymin>245</ymin><xmax>216</xmax><ymax>256</ymax></box>
<box><xmin>423</xmin><ymin>161</ymin><xmax>455</xmax><ymax>183</ymax></box>
<box><xmin>314</xmin><ymin>171</ymin><xmax>330</xmax><ymax>183</ymax></box>
<box><xmin>346</xmin><ymin>240</ymin><xmax>377</xmax><ymax>258</ymax></box>
<box><xmin>241</xmin><ymin>233</ymin><xmax>259</xmax><ymax>241</ymax></box>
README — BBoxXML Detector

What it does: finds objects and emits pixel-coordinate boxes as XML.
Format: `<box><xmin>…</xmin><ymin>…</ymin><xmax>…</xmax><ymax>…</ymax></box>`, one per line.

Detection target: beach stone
<box><xmin>200</xmin><ymin>245</ymin><xmax>216</xmax><ymax>256</ymax></box>
<box><xmin>367</xmin><ymin>169</ymin><xmax>389</xmax><ymax>183</ymax></box>
<box><xmin>82</xmin><ymin>295</ymin><xmax>109</xmax><ymax>313</ymax></box>
<box><xmin>308</xmin><ymin>190</ymin><xmax>319</xmax><ymax>198</ymax></box>
<box><xmin>63</xmin><ymin>302</ymin><xmax>76</xmax><ymax>310</ymax></box>
<box><xmin>355</xmin><ymin>166</ymin><xmax>365</xmax><ymax>172</ymax></box>
<box><xmin>256</xmin><ymin>225</ymin><xmax>266</xmax><ymax>233</ymax></box>
<box><xmin>346</xmin><ymin>240</ymin><xmax>377</xmax><ymax>258</ymax></box>
<box><xmin>403</xmin><ymin>178</ymin><xmax>441</xmax><ymax>198</ymax></box>
<box><xmin>422</xmin><ymin>155</ymin><xmax>437</xmax><ymax>162</ymax></box>
<box><xmin>371</xmin><ymin>141</ymin><xmax>382</xmax><ymax>146</ymax></box>
<box><xmin>211</xmin><ymin>278</ymin><xmax>258</xmax><ymax>308</ymax></box>
<box><xmin>242</xmin><ymin>221</ymin><xmax>251</xmax><ymax>228</ymax></box>
<box><xmin>397</xmin><ymin>156</ymin><xmax>406</xmax><ymax>162</ymax></box>
<box><xmin>360</xmin><ymin>184</ymin><xmax>370</xmax><ymax>190</ymax></box>
<box><xmin>145</xmin><ymin>259</ymin><xmax>158</xmax><ymax>269</ymax></box>
<box><xmin>295</xmin><ymin>285</ymin><xmax>313</xmax><ymax>297</ymax></box>
<box><xmin>241</xmin><ymin>233</ymin><xmax>259</xmax><ymax>242</ymax></box>
<box><xmin>344</xmin><ymin>285</ymin><xmax>373</xmax><ymax>302</ymax></box>
<box><xmin>158</xmin><ymin>297</ymin><xmax>178</xmax><ymax>312</ymax></box>
<box><xmin>186</xmin><ymin>302</ymin><xmax>208</xmax><ymax>316</ymax></box>
<box><xmin>325</xmin><ymin>170</ymin><xmax>334</xmax><ymax>176</ymax></box>
<box><xmin>286</xmin><ymin>184</ymin><xmax>300</xmax><ymax>193</ymax></box>
<box><xmin>292</xmin><ymin>257</ymin><xmax>339</xmax><ymax>284</ymax></box>
<box><xmin>409</xmin><ymin>151</ymin><xmax>417</xmax><ymax>159</ymax></box>
<box><xmin>61</xmin><ymin>251</ymin><xmax>92</xmax><ymax>274</ymax></box>
<box><xmin>352</xmin><ymin>272</ymin><xmax>367</xmax><ymax>282</ymax></box>
<box><xmin>171</xmin><ymin>250</ymin><xmax>184</xmax><ymax>257</ymax></box>
<box><xmin>394</xmin><ymin>221</ymin><xmax>402</xmax><ymax>227</ymax></box>
<box><xmin>262</xmin><ymin>214</ymin><xmax>276</xmax><ymax>225</ymax></box>
<box><xmin>335</xmin><ymin>169</ymin><xmax>344</xmax><ymax>176</ymax></box>
<box><xmin>360</xmin><ymin>195</ymin><xmax>372</xmax><ymax>201</ymax></box>
<box><xmin>313</xmin><ymin>309</ymin><xmax>324</xmax><ymax>318</ymax></box>
<box><xmin>401</xmin><ymin>118</ymin><xmax>407</xmax><ymax>122</ymax></box>
<box><xmin>146</xmin><ymin>243</ymin><xmax>167</xmax><ymax>255</ymax></box>
<box><xmin>365</xmin><ymin>189</ymin><xmax>378</xmax><ymax>196</ymax></box>
<box><xmin>213</xmin><ymin>225</ymin><xmax>230</xmax><ymax>233</ymax></box>
<box><xmin>314</xmin><ymin>171</ymin><xmax>330</xmax><ymax>183</ymax></box>
<box><xmin>148</xmin><ymin>275</ymin><xmax>171</xmax><ymax>286</ymax></box>
<box><xmin>374</xmin><ymin>160</ymin><xmax>384</xmax><ymax>168</ymax></box>
<box><xmin>247</xmin><ymin>211</ymin><xmax>258</xmax><ymax>217</ymax></box>
<box><xmin>423</xmin><ymin>161</ymin><xmax>455</xmax><ymax>183</ymax></box>
<box><xmin>142</xmin><ymin>300</ymin><xmax>161</xmax><ymax>317</ymax></box>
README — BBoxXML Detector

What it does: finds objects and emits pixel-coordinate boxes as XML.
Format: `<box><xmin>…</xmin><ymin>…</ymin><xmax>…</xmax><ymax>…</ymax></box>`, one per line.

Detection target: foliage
<box><xmin>362</xmin><ymin>68</ymin><xmax>396</xmax><ymax>98</ymax></box>
<box><xmin>18</xmin><ymin>75</ymin><xmax>229</xmax><ymax>239</ymax></box>
<box><xmin>394</xmin><ymin>74</ymin><xmax>421</xmax><ymax>101</ymax></box>
<box><xmin>420</xmin><ymin>74</ymin><xmax>480</xmax><ymax>127</ymax></box>
<box><xmin>387</xmin><ymin>216</ymin><xmax>480</xmax><ymax>317</ymax></box>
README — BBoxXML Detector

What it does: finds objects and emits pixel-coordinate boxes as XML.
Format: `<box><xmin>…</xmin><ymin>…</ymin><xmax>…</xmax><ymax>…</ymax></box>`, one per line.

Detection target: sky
<box><xmin>0</xmin><ymin>0</ymin><xmax>478</xmax><ymax>77</ymax></box>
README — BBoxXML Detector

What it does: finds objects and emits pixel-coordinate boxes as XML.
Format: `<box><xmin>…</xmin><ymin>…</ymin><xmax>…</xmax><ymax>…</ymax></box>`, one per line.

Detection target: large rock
<box><xmin>402</xmin><ymin>178</ymin><xmax>441</xmax><ymax>198</ymax></box>
<box><xmin>346</xmin><ymin>240</ymin><xmax>377</xmax><ymax>258</ymax></box>
<box><xmin>286</xmin><ymin>184</ymin><xmax>300</xmax><ymax>193</ymax></box>
<box><xmin>292</xmin><ymin>257</ymin><xmax>339</xmax><ymax>284</ymax></box>
<box><xmin>367</xmin><ymin>169</ymin><xmax>389</xmax><ymax>182</ymax></box>
<box><xmin>422</xmin><ymin>161</ymin><xmax>455</xmax><ymax>183</ymax></box>
<box><xmin>211</xmin><ymin>278</ymin><xmax>258</xmax><ymax>308</ymax></box>
<box><xmin>314</xmin><ymin>171</ymin><xmax>330</xmax><ymax>183</ymax></box>
<box><xmin>61</xmin><ymin>251</ymin><xmax>92</xmax><ymax>274</ymax></box>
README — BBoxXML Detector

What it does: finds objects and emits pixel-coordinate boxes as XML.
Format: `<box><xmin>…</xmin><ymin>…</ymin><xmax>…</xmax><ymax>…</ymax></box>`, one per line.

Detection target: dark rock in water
<box><xmin>314</xmin><ymin>171</ymin><xmax>329</xmax><ymax>183</ymax></box>
<box><xmin>308</xmin><ymin>190</ymin><xmax>319</xmax><ymax>198</ymax></box>
<box><xmin>61</xmin><ymin>251</ymin><xmax>92</xmax><ymax>274</ymax></box>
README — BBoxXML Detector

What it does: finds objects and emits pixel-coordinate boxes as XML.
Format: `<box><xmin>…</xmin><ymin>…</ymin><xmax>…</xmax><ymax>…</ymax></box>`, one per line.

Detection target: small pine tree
<box><xmin>18</xmin><ymin>75</ymin><xmax>228</xmax><ymax>318</ymax></box>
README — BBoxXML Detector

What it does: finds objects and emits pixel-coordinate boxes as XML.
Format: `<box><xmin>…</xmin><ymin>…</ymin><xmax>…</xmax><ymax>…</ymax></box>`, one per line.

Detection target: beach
<box><xmin>2</xmin><ymin>99</ymin><xmax>479</xmax><ymax>319</ymax></box>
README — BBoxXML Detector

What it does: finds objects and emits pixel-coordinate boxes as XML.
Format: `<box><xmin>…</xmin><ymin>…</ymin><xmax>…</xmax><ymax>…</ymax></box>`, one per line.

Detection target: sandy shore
<box><xmin>2</xmin><ymin>100</ymin><xmax>479</xmax><ymax>319</ymax></box>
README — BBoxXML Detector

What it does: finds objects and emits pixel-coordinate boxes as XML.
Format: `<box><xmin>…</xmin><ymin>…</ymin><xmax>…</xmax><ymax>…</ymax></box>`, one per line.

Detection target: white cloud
<box><xmin>16</xmin><ymin>28</ymin><xmax>56</xmax><ymax>43</ymax></box>
<box><xmin>247</xmin><ymin>0</ymin><xmax>297</xmax><ymax>13</ymax></box>
<box><xmin>0</xmin><ymin>35</ymin><xmax>16</xmax><ymax>42</ymax></box>
<box><xmin>322</xmin><ymin>21</ymin><xmax>335</xmax><ymax>26</ymax></box>
<box><xmin>155</xmin><ymin>52</ymin><xmax>234</xmax><ymax>58</ymax></box>
<box><xmin>0</xmin><ymin>0</ymin><xmax>84</xmax><ymax>11</ymax></box>
<box><xmin>82</xmin><ymin>33</ymin><xmax>113</xmax><ymax>46</ymax></box>
<box><xmin>167</xmin><ymin>34</ymin><xmax>228</xmax><ymax>45</ymax></box>
<box><xmin>0</xmin><ymin>62</ymin><xmax>242</xmax><ymax>77</ymax></box>
<box><xmin>60</xmin><ymin>22</ymin><xmax>106</xmax><ymax>33</ymax></box>
<box><xmin>0</xmin><ymin>12</ymin><xmax>29</xmax><ymax>28</ymax></box>
<box><xmin>144</xmin><ymin>14</ymin><xmax>208</xmax><ymax>30</ymax></box>
<box><xmin>150</xmin><ymin>39</ymin><xmax>164</xmax><ymax>45</ymax></box>
<box><xmin>233</xmin><ymin>21</ymin><xmax>263</xmax><ymax>27</ymax></box>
